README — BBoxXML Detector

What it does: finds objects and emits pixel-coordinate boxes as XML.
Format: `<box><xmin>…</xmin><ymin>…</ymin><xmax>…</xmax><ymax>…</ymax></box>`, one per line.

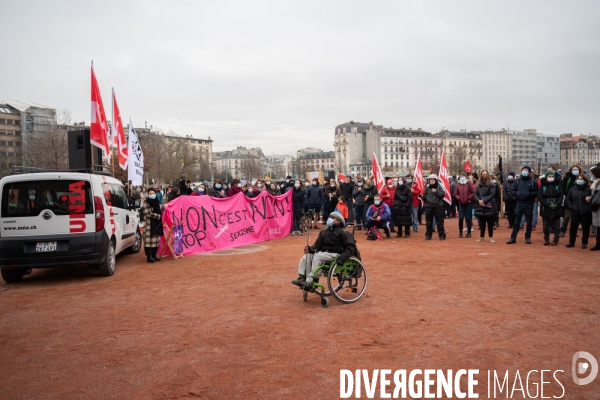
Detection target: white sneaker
<box><xmin>490</xmin><ymin>238</ymin><xmax>496</xmax><ymax>243</ymax></box>
<box><xmin>476</xmin><ymin>237</ymin><xmax>484</xmax><ymax>243</ymax></box>
<box><xmin>297</xmin><ymin>231</ymin><xmax>303</xmax><ymax>235</ymax></box>
<box><xmin>290</xmin><ymin>231</ymin><xmax>296</xmax><ymax>236</ymax></box>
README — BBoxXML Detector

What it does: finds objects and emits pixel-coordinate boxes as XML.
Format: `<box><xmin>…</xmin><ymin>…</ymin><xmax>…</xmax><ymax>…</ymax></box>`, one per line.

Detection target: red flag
<box><xmin>90</xmin><ymin>65</ymin><xmax>110</xmax><ymax>162</ymax></box>
<box><xmin>337</xmin><ymin>173</ymin><xmax>346</xmax><ymax>181</ymax></box>
<box><xmin>112</xmin><ymin>89</ymin><xmax>128</xmax><ymax>170</ymax></box>
<box><xmin>439</xmin><ymin>148</ymin><xmax>453</xmax><ymax>205</ymax></box>
<box><xmin>463</xmin><ymin>159</ymin><xmax>473</xmax><ymax>173</ymax></box>
<box><xmin>413</xmin><ymin>152</ymin><xmax>425</xmax><ymax>198</ymax></box>
<box><xmin>371</xmin><ymin>152</ymin><xmax>384</xmax><ymax>193</ymax></box>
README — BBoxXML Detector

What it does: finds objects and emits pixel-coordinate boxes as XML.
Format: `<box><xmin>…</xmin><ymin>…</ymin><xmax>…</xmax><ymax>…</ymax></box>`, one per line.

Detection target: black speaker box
<box><xmin>68</xmin><ymin>129</ymin><xmax>103</xmax><ymax>171</ymax></box>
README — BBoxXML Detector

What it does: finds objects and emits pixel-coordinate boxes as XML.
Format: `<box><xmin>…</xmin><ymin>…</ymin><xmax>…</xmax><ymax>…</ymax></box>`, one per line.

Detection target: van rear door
<box><xmin>1</xmin><ymin>178</ymin><xmax>95</xmax><ymax>237</ymax></box>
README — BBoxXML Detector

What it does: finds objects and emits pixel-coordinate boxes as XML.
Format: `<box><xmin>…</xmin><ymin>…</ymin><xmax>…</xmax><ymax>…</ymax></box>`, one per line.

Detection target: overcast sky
<box><xmin>1</xmin><ymin>1</ymin><xmax>599</xmax><ymax>155</ymax></box>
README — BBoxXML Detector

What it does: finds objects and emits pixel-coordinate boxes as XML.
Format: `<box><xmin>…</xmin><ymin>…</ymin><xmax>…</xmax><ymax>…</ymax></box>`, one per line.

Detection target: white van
<box><xmin>0</xmin><ymin>171</ymin><xmax>142</xmax><ymax>282</ymax></box>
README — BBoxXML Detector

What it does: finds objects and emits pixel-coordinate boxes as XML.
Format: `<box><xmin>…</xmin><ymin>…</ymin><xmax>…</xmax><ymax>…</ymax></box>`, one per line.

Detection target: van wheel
<box><xmin>1</xmin><ymin>268</ymin><xmax>26</xmax><ymax>283</ymax></box>
<box><xmin>98</xmin><ymin>241</ymin><xmax>116</xmax><ymax>276</ymax></box>
<box><xmin>126</xmin><ymin>229</ymin><xmax>142</xmax><ymax>254</ymax></box>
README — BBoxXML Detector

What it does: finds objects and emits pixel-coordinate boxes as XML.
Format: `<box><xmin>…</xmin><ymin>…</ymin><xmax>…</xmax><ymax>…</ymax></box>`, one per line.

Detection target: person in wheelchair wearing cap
<box><xmin>291</xmin><ymin>211</ymin><xmax>358</xmax><ymax>290</ymax></box>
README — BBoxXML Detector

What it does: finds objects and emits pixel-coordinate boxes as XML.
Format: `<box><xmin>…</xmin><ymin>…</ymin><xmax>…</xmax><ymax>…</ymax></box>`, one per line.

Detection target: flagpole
<box><xmin>90</xmin><ymin>61</ymin><xmax>94</xmax><ymax>174</ymax></box>
<box><xmin>111</xmin><ymin>88</ymin><xmax>115</xmax><ymax>178</ymax></box>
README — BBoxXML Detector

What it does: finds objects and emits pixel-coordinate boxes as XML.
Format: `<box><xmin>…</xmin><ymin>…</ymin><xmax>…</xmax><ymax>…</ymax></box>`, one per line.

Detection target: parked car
<box><xmin>0</xmin><ymin>171</ymin><xmax>142</xmax><ymax>282</ymax></box>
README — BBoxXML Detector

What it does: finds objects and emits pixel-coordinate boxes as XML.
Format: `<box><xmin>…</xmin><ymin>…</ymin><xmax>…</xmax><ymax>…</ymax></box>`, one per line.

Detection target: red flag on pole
<box><xmin>112</xmin><ymin>89</ymin><xmax>128</xmax><ymax>170</ymax></box>
<box><xmin>439</xmin><ymin>148</ymin><xmax>453</xmax><ymax>205</ymax></box>
<box><xmin>413</xmin><ymin>152</ymin><xmax>425</xmax><ymax>198</ymax></box>
<box><xmin>90</xmin><ymin>64</ymin><xmax>110</xmax><ymax>163</ymax></box>
<box><xmin>371</xmin><ymin>152</ymin><xmax>385</xmax><ymax>193</ymax></box>
<box><xmin>337</xmin><ymin>173</ymin><xmax>346</xmax><ymax>181</ymax></box>
<box><xmin>463</xmin><ymin>159</ymin><xmax>473</xmax><ymax>173</ymax></box>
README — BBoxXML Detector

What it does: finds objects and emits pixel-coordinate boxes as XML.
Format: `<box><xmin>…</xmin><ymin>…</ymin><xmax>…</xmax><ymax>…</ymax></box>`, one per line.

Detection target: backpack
<box><xmin>366</xmin><ymin>226</ymin><xmax>382</xmax><ymax>241</ymax></box>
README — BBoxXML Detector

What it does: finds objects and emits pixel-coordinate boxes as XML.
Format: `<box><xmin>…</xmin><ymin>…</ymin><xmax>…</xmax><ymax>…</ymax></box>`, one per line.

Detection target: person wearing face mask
<box><xmin>291</xmin><ymin>211</ymin><xmax>358</xmax><ymax>290</ymax></box>
<box><xmin>365</xmin><ymin>194</ymin><xmax>392</xmax><ymax>238</ymax></box>
<box><xmin>380</xmin><ymin>178</ymin><xmax>397</xmax><ymax>233</ymax></box>
<box><xmin>560</xmin><ymin>164</ymin><xmax>584</xmax><ymax>237</ymax></box>
<box><xmin>405</xmin><ymin>174</ymin><xmax>420</xmax><ymax>233</ymax></box>
<box><xmin>507</xmin><ymin>166</ymin><xmax>539</xmax><ymax>245</ymax></box>
<box><xmin>142</xmin><ymin>188</ymin><xmax>164</xmax><ymax>263</ymax></box>
<box><xmin>290</xmin><ymin>180</ymin><xmax>306</xmax><ymax>236</ymax></box>
<box><xmin>180</xmin><ymin>180</ymin><xmax>193</xmax><ymax>196</ymax></box>
<box><xmin>393</xmin><ymin>177</ymin><xmax>413</xmax><ymax>238</ymax></box>
<box><xmin>165</xmin><ymin>187</ymin><xmax>180</xmax><ymax>204</ymax></box>
<box><xmin>243</xmin><ymin>184</ymin><xmax>255</xmax><ymax>198</ymax></box>
<box><xmin>228</xmin><ymin>179</ymin><xmax>243</xmax><ymax>197</ymax></box>
<box><xmin>503</xmin><ymin>172</ymin><xmax>517</xmax><ymax>229</ymax></box>
<box><xmin>268</xmin><ymin>182</ymin><xmax>281</xmax><ymax>196</ymax></box>
<box><xmin>190</xmin><ymin>183</ymin><xmax>208</xmax><ymax>197</ymax></box>
<box><xmin>352</xmin><ymin>178</ymin><xmax>366</xmax><ymax>230</ymax></box>
<box><xmin>253</xmin><ymin>180</ymin><xmax>265</xmax><ymax>197</ymax></box>
<box><xmin>323</xmin><ymin>179</ymin><xmax>341</xmax><ymax>223</ymax></box>
<box><xmin>283</xmin><ymin>176</ymin><xmax>295</xmax><ymax>193</ymax></box>
<box><xmin>362</xmin><ymin>178</ymin><xmax>378</xmax><ymax>225</ymax></box>
<box><xmin>474</xmin><ymin>170</ymin><xmax>497</xmax><ymax>243</ymax></box>
<box><xmin>422</xmin><ymin>174</ymin><xmax>447</xmax><ymax>240</ymax></box>
<box><xmin>538</xmin><ymin>170</ymin><xmax>564</xmax><ymax>246</ymax></box>
<box><xmin>305</xmin><ymin>178</ymin><xmax>324</xmax><ymax>229</ymax></box>
<box><xmin>222</xmin><ymin>181</ymin><xmax>230</xmax><ymax>196</ymax></box>
<box><xmin>211</xmin><ymin>180</ymin><xmax>227</xmax><ymax>198</ymax></box>
<box><xmin>339</xmin><ymin>175</ymin><xmax>355</xmax><ymax>224</ymax></box>
<box><xmin>564</xmin><ymin>172</ymin><xmax>593</xmax><ymax>248</ymax></box>
<box><xmin>455</xmin><ymin>172</ymin><xmax>475</xmax><ymax>238</ymax></box>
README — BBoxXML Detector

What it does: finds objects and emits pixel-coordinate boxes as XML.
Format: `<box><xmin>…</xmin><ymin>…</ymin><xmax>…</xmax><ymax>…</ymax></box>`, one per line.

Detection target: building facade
<box><xmin>0</xmin><ymin>104</ymin><xmax>23</xmax><ymax>176</ymax></box>
<box><xmin>480</xmin><ymin>129</ymin><xmax>512</xmax><ymax>171</ymax></box>
<box><xmin>333</xmin><ymin>121</ymin><xmax>369</xmax><ymax>174</ymax></box>
<box><xmin>510</xmin><ymin>129</ymin><xmax>538</xmax><ymax>168</ymax></box>
<box><xmin>264</xmin><ymin>154</ymin><xmax>294</xmax><ymax>179</ymax></box>
<box><xmin>536</xmin><ymin>133</ymin><xmax>561</xmax><ymax>170</ymax></box>
<box><xmin>560</xmin><ymin>134</ymin><xmax>600</xmax><ymax>170</ymax></box>
<box><xmin>213</xmin><ymin>146</ymin><xmax>266</xmax><ymax>182</ymax></box>
<box><xmin>297</xmin><ymin>150</ymin><xmax>335</xmax><ymax>176</ymax></box>
<box><xmin>439</xmin><ymin>130</ymin><xmax>483</xmax><ymax>172</ymax></box>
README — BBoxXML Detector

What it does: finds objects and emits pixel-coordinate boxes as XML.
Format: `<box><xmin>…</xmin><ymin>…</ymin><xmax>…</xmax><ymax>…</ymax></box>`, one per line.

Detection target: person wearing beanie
<box><xmin>365</xmin><ymin>194</ymin><xmax>393</xmax><ymax>238</ymax></box>
<box><xmin>339</xmin><ymin>175</ymin><xmax>356</xmax><ymax>224</ymax></box>
<box><xmin>291</xmin><ymin>211</ymin><xmax>358</xmax><ymax>290</ymax></box>
<box><xmin>422</xmin><ymin>174</ymin><xmax>447</xmax><ymax>240</ymax></box>
<box><xmin>379</xmin><ymin>178</ymin><xmax>397</xmax><ymax>232</ymax></box>
<box><xmin>507</xmin><ymin>166</ymin><xmax>538</xmax><ymax>244</ymax></box>
<box><xmin>503</xmin><ymin>172</ymin><xmax>517</xmax><ymax>229</ymax></box>
<box><xmin>455</xmin><ymin>172</ymin><xmax>475</xmax><ymax>238</ymax></box>
<box><xmin>538</xmin><ymin>170</ymin><xmax>564</xmax><ymax>245</ymax></box>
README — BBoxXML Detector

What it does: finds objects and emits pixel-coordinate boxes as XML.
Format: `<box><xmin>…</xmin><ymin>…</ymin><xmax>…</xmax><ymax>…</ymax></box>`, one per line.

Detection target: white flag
<box><xmin>127</xmin><ymin>118</ymin><xmax>144</xmax><ymax>185</ymax></box>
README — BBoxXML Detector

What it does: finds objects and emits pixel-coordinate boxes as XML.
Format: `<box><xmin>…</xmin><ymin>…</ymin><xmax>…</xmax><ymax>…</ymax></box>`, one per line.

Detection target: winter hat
<box><xmin>522</xmin><ymin>165</ymin><xmax>532</xmax><ymax>173</ymax></box>
<box><xmin>201</xmin><ymin>181</ymin><xmax>210</xmax><ymax>187</ymax></box>
<box><xmin>508</xmin><ymin>172</ymin><xmax>515</xmax><ymax>177</ymax></box>
<box><xmin>428</xmin><ymin>174</ymin><xmax>438</xmax><ymax>180</ymax></box>
<box><xmin>328</xmin><ymin>211</ymin><xmax>345</xmax><ymax>226</ymax></box>
<box><xmin>386</xmin><ymin>178</ymin><xmax>393</xmax><ymax>185</ymax></box>
<box><xmin>286</xmin><ymin>175</ymin><xmax>292</xmax><ymax>180</ymax></box>
<box><xmin>544</xmin><ymin>170</ymin><xmax>555</xmax><ymax>178</ymax></box>
<box><xmin>312</xmin><ymin>177</ymin><xmax>319</xmax><ymax>182</ymax></box>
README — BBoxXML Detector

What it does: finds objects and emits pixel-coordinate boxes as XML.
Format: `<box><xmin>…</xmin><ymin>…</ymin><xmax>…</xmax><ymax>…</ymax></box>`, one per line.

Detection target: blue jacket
<box><xmin>305</xmin><ymin>184</ymin><xmax>324</xmax><ymax>206</ymax></box>
<box><xmin>366</xmin><ymin>203</ymin><xmax>391</xmax><ymax>221</ymax></box>
<box><xmin>511</xmin><ymin>177</ymin><xmax>538</xmax><ymax>204</ymax></box>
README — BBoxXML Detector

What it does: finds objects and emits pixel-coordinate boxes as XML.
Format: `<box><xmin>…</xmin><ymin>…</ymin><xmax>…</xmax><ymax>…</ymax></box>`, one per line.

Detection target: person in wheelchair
<box><xmin>291</xmin><ymin>211</ymin><xmax>358</xmax><ymax>289</ymax></box>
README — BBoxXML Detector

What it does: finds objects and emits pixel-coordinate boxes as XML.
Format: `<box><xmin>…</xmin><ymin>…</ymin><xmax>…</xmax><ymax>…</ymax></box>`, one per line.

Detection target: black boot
<box><xmin>152</xmin><ymin>248</ymin><xmax>161</xmax><ymax>261</ymax></box>
<box><xmin>385</xmin><ymin>229</ymin><xmax>391</xmax><ymax>239</ymax></box>
<box><xmin>405</xmin><ymin>227</ymin><xmax>410</xmax><ymax>238</ymax></box>
<box><xmin>543</xmin><ymin>236</ymin><xmax>550</xmax><ymax>246</ymax></box>
<box><xmin>506</xmin><ymin>237</ymin><xmax>517</xmax><ymax>244</ymax></box>
<box><xmin>396</xmin><ymin>231</ymin><xmax>403</xmax><ymax>238</ymax></box>
<box><xmin>145</xmin><ymin>248</ymin><xmax>155</xmax><ymax>263</ymax></box>
<box><xmin>550</xmin><ymin>237</ymin><xmax>559</xmax><ymax>246</ymax></box>
<box><xmin>292</xmin><ymin>274</ymin><xmax>306</xmax><ymax>286</ymax></box>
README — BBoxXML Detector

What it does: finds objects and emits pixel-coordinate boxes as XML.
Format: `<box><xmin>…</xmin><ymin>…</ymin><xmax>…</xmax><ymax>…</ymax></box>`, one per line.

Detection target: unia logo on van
<box><xmin>68</xmin><ymin>181</ymin><xmax>87</xmax><ymax>233</ymax></box>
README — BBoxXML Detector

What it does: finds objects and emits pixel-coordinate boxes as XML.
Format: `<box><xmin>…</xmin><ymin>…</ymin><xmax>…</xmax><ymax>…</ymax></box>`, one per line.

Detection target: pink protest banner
<box><xmin>159</xmin><ymin>190</ymin><xmax>292</xmax><ymax>255</ymax></box>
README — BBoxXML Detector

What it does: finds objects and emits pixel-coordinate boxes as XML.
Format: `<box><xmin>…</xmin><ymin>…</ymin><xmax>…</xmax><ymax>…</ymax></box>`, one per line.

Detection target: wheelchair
<box><xmin>299</xmin><ymin>255</ymin><xmax>368</xmax><ymax>308</ymax></box>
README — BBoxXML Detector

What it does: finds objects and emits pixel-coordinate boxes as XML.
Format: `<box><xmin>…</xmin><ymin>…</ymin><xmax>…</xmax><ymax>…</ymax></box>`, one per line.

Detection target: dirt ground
<box><xmin>1</xmin><ymin>217</ymin><xmax>599</xmax><ymax>399</ymax></box>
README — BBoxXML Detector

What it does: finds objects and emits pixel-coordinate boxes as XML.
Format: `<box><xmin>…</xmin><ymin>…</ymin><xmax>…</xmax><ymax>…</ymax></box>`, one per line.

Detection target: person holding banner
<box><xmin>291</xmin><ymin>211</ymin><xmax>358</xmax><ymax>289</ymax></box>
<box><xmin>142</xmin><ymin>188</ymin><xmax>164</xmax><ymax>262</ymax></box>
<box><xmin>422</xmin><ymin>174</ymin><xmax>447</xmax><ymax>240</ymax></box>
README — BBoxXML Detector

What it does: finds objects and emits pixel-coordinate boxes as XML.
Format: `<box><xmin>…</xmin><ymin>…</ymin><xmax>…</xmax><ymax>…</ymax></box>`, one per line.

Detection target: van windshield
<box><xmin>1</xmin><ymin>179</ymin><xmax>93</xmax><ymax>218</ymax></box>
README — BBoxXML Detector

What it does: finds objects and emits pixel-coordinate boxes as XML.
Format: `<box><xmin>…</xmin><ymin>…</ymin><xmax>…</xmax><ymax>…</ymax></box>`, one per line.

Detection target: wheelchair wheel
<box><xmin>320</xmin><ymin>297</ymin><xmax>329</xmax><ymax>308</ymax></box>
<box><xmin>327</xmin><ymin>257</ymin><xmax>367</xmax><ymax>304</ymax></box>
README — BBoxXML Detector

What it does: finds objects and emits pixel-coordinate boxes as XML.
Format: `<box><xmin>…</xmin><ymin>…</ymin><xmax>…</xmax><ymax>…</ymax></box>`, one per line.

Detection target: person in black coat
<box><xmin>291</xmin><ymin>180</ymin><xmax>306</xmax><ymax>235</ymax></box>
<box><xmin>502</xmin><ymin>172</ymin><xmax>517</xmax><ymax>229</ymax></box>
<box><xmin>474</xmin><ymin>170</ymin><xmax>497</xmax><ymax>242</ymax></box>
<box><xmin>507</xmin><ymin>165</ymin><xmax>538</xmax><ymax>244</ymax></box>
<box><xmin>393</xmin><ymin>178</ymin><xmax>413</xmax><ymax>238</ymax></box>
<box><xmin>538</xmin><ymin>170</ymin><xmax>564</xmax><ymax>246</ymax></box>
<box><xmin>560</xmin><ymin>164</ymin><xmax>584</xmax><ymax>237</ymax></box>
<box><xmin>564</xmin><ymin>173</ymin><xmax>593</xmax><ymax>248</ymax></box>
<box><xmin>339</xmin><ymin>176</ymin><xmax>355</xmax><ymax>223</ymax></box>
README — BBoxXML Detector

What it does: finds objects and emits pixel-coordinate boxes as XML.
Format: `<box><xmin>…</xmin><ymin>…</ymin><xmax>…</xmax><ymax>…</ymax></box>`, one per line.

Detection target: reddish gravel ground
<box><xmin>1</xmin><ymin>218</ymin><xmax>599</xmax><ymax>399</ymax></box>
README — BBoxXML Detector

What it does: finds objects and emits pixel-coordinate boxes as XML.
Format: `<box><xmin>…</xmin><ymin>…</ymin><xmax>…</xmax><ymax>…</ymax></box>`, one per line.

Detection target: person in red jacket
<box><xmin>455</xmin><ymin>172</ymin><xmax>475</xmax><ymax>238</ymax></box>
<box><xmin>379</xmin><ymin>178</ymin><xmax>397</xmax><ymax>232</ymax></box>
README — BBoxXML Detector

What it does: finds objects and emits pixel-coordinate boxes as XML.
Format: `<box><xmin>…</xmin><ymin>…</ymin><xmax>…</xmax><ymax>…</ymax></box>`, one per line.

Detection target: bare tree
<box><xmin>25</xmin><ymin>109</ymin><xmax>73</xmax><ymax>170</ymax></box>
<box><xmin>448</xmin><ymin>147</ymin><xmax>468</xmax><ymax>176</ymax></box>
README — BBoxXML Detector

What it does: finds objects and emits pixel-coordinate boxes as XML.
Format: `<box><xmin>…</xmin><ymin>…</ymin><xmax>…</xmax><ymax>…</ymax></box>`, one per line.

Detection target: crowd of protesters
<box><xmin>130</xmin><ymin>164</ymin><xmax>600</xmax><ymax>252</ymax></box>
